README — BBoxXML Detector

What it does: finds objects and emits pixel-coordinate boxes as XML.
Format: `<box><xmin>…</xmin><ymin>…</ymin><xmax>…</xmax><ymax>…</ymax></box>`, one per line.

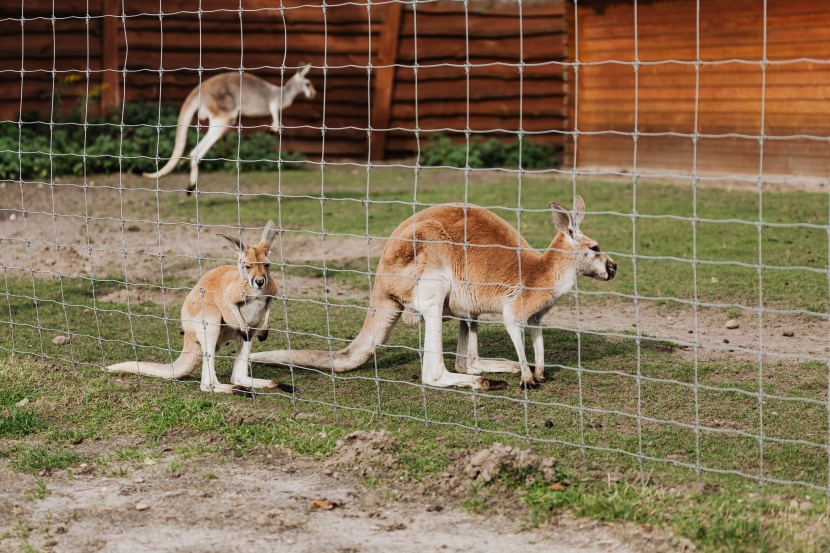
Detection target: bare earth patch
<box><xmin>542</xmin><ymin>297</ymin><xmax>828</xmax><ymax>363</ymax></box>
<box><xmin>0</xmin><ymin>438</ymin><xmax>685</xmax><ymax>553</ymax></box>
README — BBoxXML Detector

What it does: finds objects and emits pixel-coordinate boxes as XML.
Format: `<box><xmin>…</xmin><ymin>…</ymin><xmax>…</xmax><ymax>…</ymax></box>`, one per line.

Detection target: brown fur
<box><xmin>108</xmin><ymin>221</ymin><xmax>289</xmax><ymax>394</ymax></box>
<box><xmin>251</xmin><ymin>199</ymin><xmax>616</xmax><ymax>390</ymax></box>
<box><xmin>143</xmin><ymin>67</ymin><xmax>316</xmax><ymax>193</ymax></box>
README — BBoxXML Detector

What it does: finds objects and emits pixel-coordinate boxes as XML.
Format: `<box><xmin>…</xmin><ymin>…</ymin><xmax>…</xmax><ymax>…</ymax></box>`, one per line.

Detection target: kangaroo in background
<box><xmin>108</xmin><ymin>221</ymin><xmax>293</xmax><ymax>395</ymax></box>
<box><xmin>144</xmin><ymin>66</ymin><xmax>316</xmax><ymax>194</ymax></box>
<box><xmin>250</xmin><ymin>197</ymin><xmax>617</xmax><ymax>390</ymax></box>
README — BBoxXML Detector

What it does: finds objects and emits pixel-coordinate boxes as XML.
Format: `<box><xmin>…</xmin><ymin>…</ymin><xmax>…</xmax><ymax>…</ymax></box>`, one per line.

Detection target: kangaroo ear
<box><xmin>217</xmin><ymin>234</ymin><xmax>246</xmax><ymax>254</ymax></box>
<box><xmin>573</xmin><ymin>195</ymin><xmax>585</xmax><ymax>227</ymax></box>
<box><xmin>298</xmin><ymin>64</ymin><xmax>310</xmax><ymax>77</ymax></box>
<box><xmin>261</xmin><ymin>220</ymin><xmax>277</xmax><ymax>246</ymax></box>
<box><xmin>549</xmin><ymin>201</ymin><xmax>574</xmax><ymax>237</ymax></box>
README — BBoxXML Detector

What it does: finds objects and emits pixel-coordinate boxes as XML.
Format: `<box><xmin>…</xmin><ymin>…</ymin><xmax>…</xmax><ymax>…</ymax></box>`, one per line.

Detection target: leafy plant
<box><xmin>420</xmin><ymin>134</ymin><xmax>559</xmax><ymax>169</ymax></box>
<box><xmin>0</xmin><ymin>100</ymin><xmax>305</xmax><ymax>181</ymax></box>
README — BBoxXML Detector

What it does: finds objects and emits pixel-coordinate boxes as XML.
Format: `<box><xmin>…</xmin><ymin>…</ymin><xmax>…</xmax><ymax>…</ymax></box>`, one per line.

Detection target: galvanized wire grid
<box><xmin>1</xmin><ymin>0</ymin><xmax>829</xmax><ymax>494</ymax></box>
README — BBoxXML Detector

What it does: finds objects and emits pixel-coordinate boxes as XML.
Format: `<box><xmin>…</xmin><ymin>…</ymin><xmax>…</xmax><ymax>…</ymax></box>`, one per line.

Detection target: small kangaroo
<box><xmin>250</xmin><ymin>197</ymin><xmax>617</xmax><ymax>390</ymax></box>
<box><xmin>108</xmin><ymin>220</ymin><xmax>293</xmax><ymax>394</ymax></box>
<box><xmin>143</xmin><ymin>66</ymin><xmax>316</xmax><ymax>193</ymax></box>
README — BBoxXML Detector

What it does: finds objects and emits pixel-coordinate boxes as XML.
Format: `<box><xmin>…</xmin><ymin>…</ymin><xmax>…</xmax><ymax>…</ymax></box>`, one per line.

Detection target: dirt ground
<box><xmin>0</xmin><ymin>174</ymin><xmax>823</xmax><ymax>551</ymax></box>
<box><xmin>0</xmin><ymin>433</ymin><xmax>687</xmax><ymax>553</ymax></box>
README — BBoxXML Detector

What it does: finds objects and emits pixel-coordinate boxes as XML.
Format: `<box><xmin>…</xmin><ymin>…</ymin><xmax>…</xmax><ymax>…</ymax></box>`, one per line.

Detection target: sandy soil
<box><xmin>0</xmin><ymin>435</ymin><xmax>686</xmax><ymax>553</ymax></box>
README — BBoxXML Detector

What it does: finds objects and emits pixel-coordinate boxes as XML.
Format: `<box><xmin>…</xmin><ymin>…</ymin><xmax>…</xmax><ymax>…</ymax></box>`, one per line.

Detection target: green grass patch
<box><xmin>3</xmin><ymin>444</ymin><xmax>83</xmax><ymax>473</ymax></box>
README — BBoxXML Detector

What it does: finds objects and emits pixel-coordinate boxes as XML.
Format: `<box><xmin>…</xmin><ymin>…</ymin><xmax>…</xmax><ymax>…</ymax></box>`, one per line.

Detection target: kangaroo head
<box><xmin>290</xmin><ymin>64</ymin><xmax>316</xmax><ymax>99</ymax></box>
<box><xmin>218</xmin><ymin>220</ymin><xmax>278</xmax><ymax>291</ymax></box>
<box><xmin>549</xmin><ymin>196</ymin><xmax>617</xmax><ymax>282</ymax></box>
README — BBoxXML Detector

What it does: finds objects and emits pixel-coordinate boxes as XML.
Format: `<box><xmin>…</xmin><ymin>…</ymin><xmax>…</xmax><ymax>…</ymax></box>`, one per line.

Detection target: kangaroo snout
<box><xmin>254</xmin><ymin>277</ymin><xmax>266</xmax><ymax>288</ymax></box>
<box><xmin>606</xmin><ymin>259</ymin><xmax>617</xmax><ymax>280</ymax></box>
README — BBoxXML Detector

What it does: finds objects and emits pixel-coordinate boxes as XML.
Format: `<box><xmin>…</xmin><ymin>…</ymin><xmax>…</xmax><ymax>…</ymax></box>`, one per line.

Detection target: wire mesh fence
<box><xmin>2</xmin><ymin>0</ymin><xmax>830</xmax><ymax>496</ymax></box>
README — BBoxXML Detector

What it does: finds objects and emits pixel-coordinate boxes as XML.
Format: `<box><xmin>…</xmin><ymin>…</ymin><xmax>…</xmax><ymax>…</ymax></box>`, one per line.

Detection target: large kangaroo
<box><xmin>251</xmin><ymin>197</ymin><xmax>616</xmax><ymax>390</ymax></box>
<box><xmin>144</xmin><ymin>66</ymin><xmax>316</xmax><ymax>194</ymax></box>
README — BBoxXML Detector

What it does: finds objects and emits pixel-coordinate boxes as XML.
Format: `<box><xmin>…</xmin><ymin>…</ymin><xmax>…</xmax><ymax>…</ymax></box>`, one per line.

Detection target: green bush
<box><xmin>420</xmin><ymin>134</ymin><xmax>559</xmax><ymax>169</ymax></box>
<box><xmin>0</xmin><ymin>102</ymin><xmax>305</xmax><ymax>181</ymax></box>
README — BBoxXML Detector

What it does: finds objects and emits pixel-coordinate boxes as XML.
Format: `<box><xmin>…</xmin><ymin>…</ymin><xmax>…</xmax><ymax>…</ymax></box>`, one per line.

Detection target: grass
<box><xmin>155</xmin><ymin>167</ymin><xmax>830</xmax><ymax>312</ymax></box>
<box><xmin>1</xmin><ymin>167</ymin><xmax>830</xmax><ymax>551</ymax></box>
<box><xmin>3</xmin><ymin>444</ymin><xmax>83</xmax><ymax>473</ymax></box>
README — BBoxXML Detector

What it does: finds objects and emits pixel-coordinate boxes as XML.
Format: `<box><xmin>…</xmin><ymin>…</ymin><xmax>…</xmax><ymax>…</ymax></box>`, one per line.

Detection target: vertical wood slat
<box><xmin>563</xmin><ymin>0</ymin><xmax>576</xmax><ymax>169</ymax></box>
<box><xmin>100</xmin><ymin>0</ymin><xmax>119</xmax><ymax>113</ymax></box>
<box><xmin>369</xmin><ymin>1</ymin><xmax>403</xmax><ymax>161</ymax></box>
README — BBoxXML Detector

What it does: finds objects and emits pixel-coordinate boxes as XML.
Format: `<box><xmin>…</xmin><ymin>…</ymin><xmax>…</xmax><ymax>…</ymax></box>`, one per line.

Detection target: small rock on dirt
<box><xmin>783</xmin><ymin>331</ymin><xmax>794</xmax><ymax>337</ymax></box>
<box><xmin>52</xmin><ymin>335</ymin><xmax>71</xmax><ymax>345</ymax></box>
<box><xmin>135</xmin><ymin>502</ymin><xmax>150</xmax><ymax>511</ymax></box>
<box><xmin>725</xmin><ymin>319</ymin><xmax>739</xmax><ymax>329</ymax></box>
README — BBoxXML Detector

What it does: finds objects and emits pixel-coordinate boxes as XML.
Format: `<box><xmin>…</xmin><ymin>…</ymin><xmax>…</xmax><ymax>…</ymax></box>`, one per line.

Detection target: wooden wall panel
<box><xmin>571</xmin><ymin>0</ymin><xmax>830</xmax><ymax>179</ymax></box>
<box><xmin>2</xmin><ymin>0</ymin><xmax>568</xmax><ymax>162</ymax></box>
<box><xmin>385</xmin><ymin>1</ymin><xmax>567</xmax><ymax>159</ymax></box>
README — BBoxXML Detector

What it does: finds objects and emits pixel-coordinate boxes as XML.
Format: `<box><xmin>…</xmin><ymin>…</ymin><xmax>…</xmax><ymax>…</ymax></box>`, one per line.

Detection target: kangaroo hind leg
<box><xmin>187</xmin><ymin>116</ymin><xmax>232</xmax><ymax>193</ymax></box>
<box><xmin>230</xmin><ymin>336</ymin><xmax>281</xmax><ymax>390</ymax></box>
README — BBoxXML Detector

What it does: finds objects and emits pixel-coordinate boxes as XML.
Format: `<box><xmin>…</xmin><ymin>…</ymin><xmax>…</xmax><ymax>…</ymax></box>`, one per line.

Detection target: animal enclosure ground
<box><xmin>1</xmin><ymin>168</ymin><xmax>830</xmax><ymax>551</ymax></box>
<box><xmin>0</xmin><ymin>437</ymin><xmax>667</xmax><ymax>553</ymax></box>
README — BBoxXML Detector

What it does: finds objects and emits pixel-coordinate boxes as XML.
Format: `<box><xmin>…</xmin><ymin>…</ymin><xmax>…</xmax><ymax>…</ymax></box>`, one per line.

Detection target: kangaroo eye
<box><xmin>590</xmin><ymin>245</ymin><xmax>601</xmax><ymax>253</ymax></box>
<box><xmin>244</xmin><ymin>265</ymin><xmax>252</xmax><ymax>270</ymax></box>
<box><xmin>263</xmin><ymin>263</ymin><xmax>271</xmax><ymax>270</ymax></box>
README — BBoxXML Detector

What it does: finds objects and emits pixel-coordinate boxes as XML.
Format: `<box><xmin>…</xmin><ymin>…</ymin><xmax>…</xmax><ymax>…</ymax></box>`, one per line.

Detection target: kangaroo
<box><xmin>250</xmin><ymin>197</ymin><xmax>617</xmax><ymax>390</ymax></box>
<box><xmin>143</xmin><ymin>66</ymin><xmax>316</xmax><ymax>194</ymax></box>
<box><xmin>107</xmin><ymin>220</ymin><xmax>293</xmax><ymax>394</ymax></box>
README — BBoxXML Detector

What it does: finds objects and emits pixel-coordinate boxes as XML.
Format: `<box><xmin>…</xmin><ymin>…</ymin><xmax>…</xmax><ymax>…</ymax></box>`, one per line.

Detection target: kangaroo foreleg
<box><xmin>256</xmin><ymin>304</ymin><xmax>271</xmax><ymax>342</ymax></box>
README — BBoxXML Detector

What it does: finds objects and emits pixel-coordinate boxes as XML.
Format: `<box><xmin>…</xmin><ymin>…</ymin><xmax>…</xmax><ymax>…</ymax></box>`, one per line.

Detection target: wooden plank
<box><xmin>393</xmin><ymin>78</ymin><xmax>564</xmax><ymax>102</ymax></box>
<box><xmin>414</xmin><ymin>2</ymin><xmax>564</xmax><ymax>18</ymax></box>
<box><xmin>389</xmin><ymin>113</ymin><xmax>566</xmax><ymax>133</ymax></box>
<box><xmin>399</xmin><ymin>11</ymin><xmax>563</xmax><ymax>39</ymax></box>
<box><xmin>369</xmin><ymin>1</ymin><xmax>402</xmax><ymax>161</ymax></box>
<box><xmin>121</xmin><ymin>28</ymin><xmax>373</xmax><ymax>55</ymax></box>
<box><xmin>394</xmin><ymin>63</ymin><xmax>562</xmax><ymax>82</ymax></box>
<box><xmin>119</xmin><ymin>51</ymin><xmax>371</xmax><ymax>72</ymax></box>
<box><xmin>100</xmin><ymin>0</ymin><xmax>119</xmax><ymax>114</ymax></box>
<box><xmin>396</xmin><ymin>34</ymin><xmax>564</xmax><ymax>63</ymax></box>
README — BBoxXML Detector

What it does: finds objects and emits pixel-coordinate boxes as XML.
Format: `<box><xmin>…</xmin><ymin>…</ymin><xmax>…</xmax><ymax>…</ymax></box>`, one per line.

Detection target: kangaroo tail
<box><xmin>107</xmin><ymin>334</ymin><xmax>202</xmax><ymax>380</ymax></box>
<box><xmin>249</xmin><ymin>295</ymin><xmax>402</xmax><ymax>373</ymax></box>
<box><xmin>143</xmin><ymin>88</ymin><xmax>200</xmax><ymax>180</ymax></box>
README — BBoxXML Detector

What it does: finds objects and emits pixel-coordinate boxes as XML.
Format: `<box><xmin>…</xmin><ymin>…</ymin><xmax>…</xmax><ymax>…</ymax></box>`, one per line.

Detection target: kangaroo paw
<box><xmin>519</xmin><ymin>378</ymin><xmax>539</xmax><ymax>390</ymax></box>
<box><xmin>257</xmin><ymin>329</ymin><xmax>269</xmax><ymax>342</ymax></box>
<box><xmin>232</xmin><ymin>386</ymin><xmax>256</xmax><ymax>398</ymax></box>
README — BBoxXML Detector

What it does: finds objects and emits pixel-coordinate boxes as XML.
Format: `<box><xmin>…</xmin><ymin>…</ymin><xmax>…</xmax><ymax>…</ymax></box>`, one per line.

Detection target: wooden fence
<box><xmin>0</xmin><ymin>0</ymin><xmax>568</xmax><ymax>161</ymax></box>
<box><xmin>571</xmin><ymin>0</ymin><xmax>830</xmax><ymax>179</ymax></box>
